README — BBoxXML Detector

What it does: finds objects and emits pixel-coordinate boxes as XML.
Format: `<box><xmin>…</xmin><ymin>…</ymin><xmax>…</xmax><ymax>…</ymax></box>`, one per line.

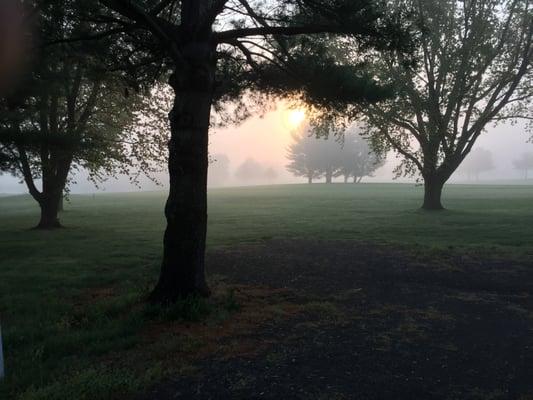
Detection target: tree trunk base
<box><xmin>33</xmin><ymin>220</ymin><xmax>63</xmax><ymax>230</ymax></box>
<box><xmin>148</xmin><ymin>282</ymin><xmax>211</xmax><ymax>305</ymax></box>
<box><xmin>422</xmin><ymin>177</ymin><xmax>445</xmax><ymax>210</ymax></box>
<box><xmin>421</xmin><ymin>203</ymin><xmax>445</xmax><ymax>211</ymax></box>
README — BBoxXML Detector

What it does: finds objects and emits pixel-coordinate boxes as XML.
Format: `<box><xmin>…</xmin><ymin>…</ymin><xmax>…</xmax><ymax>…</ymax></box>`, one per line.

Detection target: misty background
<box><xmin>1</xmin><ymin>101</ymin><xmax>532</xmax><ymax>195</ymax></box>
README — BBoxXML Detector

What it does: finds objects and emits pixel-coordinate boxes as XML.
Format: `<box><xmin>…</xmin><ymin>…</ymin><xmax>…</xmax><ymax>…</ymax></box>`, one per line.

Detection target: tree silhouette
<box><xmin>335</xmin><ymin>129</ymin><xmax>385</xmax><ymax>183</ymax></box>
<box><xmin>318</xmin><ymin>0</ymin><xmax>533</xmax><ymax>209</ymax></box>
<box><xmin>513</xmin><ymin>153</ymin><xmax>533</xmax><ymax>180</ymax></box>
<box><xmin>235</xmin><ymin>158</ymin><xmax>265</xmax><ymax>182</ymax></box>
<box><xmin>286</xmin><ymin>130</ymin><xmax>324</xmax><ymax>184</ymax></box>
<box><xmin>287</xmin><ymin>125</ymin><xmax>384</xmax><ymax>184</ymax></box>
<box><xmin>93</xmin><ymin>0</ymin><xmax>411</xmax><ymax>302</ymax></box>
<box><xmin>0</xmin><ymin>2</ymin><xmax>167</xmax><ymax>228</ymax></box>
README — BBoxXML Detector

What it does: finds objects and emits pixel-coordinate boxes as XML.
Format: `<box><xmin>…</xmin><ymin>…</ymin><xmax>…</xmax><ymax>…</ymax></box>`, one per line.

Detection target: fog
<box><xmin>1</xmin><ymin>102</ymin><xmax>532</xmax><ymax>195</ymax></box>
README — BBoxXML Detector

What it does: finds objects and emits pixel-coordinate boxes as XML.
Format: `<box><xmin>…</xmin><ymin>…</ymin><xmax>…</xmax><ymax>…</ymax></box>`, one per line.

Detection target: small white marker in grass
<box><xmin>0</xmin><ymin>324</ymin><xmax>4</xmax><ymax>379</ymax></box>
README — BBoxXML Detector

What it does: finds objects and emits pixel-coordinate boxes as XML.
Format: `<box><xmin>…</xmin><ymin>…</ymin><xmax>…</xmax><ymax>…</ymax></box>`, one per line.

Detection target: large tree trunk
<box><xmin>307</xmin><ymin>175</ymin><xmax>312</xmax><ymax>184</ymax></box>
<box><xmin>36</xmin><ymin>190</ymin><xmax>62</xmax><ymax>229</ymax></box>
<box><xmin>34</xmin><ymin>159</ymin><xmax>70</xmax><ymax>229</ymax></box>
<box><xmin>422</xmin><ymin>174</ymin><xmax>445</xmax><ymax>210</ymax></box>
<box><xmin>149</xmin><ymin>44</ymin><xmax>215</xmax><ymax>303</ymax></box>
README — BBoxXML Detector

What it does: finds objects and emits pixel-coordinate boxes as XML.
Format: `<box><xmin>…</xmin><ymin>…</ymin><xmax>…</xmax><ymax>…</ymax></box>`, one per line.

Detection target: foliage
<box><xmin>286</xmin><ymin>124</ymin><xmax>384</xmax><ymax>183</ymax></box>
<box><xmin>286</xmin><ymin>129</ymin><xmax>326</xmax><ymax>182</ymax></box>
<box><xmin>235</xmin><ymin>158</ymin><xmax>277</xmax><ymax>183</ymax></box>
<box><xmin>94</xmin><ymin>0</ymin><xmax>416</xmax><ymax>129</ymax></box>
<box><xmin>513</xmin><ymin>152</ymin><xmax>533</xmax><ymax>178</ymax></box>
<box><xmin>334</xmin><ymin>127</ymin><xmax>386</xmax><ymax>182</ymax></box>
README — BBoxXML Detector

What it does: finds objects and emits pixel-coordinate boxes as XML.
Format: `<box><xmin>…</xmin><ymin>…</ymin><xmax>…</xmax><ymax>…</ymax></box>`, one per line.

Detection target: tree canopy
<box><xmin>513</xmin><ymin>152</ymin><xmax>533</xmax><ymax>179</ymax></box>
<box><xmin>287</xmin><ymin>125</ymin><xmax>384</xmax><ymax>183</ymax></box>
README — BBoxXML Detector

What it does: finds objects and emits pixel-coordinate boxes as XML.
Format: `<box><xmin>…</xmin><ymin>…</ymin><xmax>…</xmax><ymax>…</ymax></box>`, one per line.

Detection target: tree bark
<box><xmin>36</xmin><ymin>190</ymin><xmax>62</xmax><ymax>229</ymax></box>
<box><xmin>149</xmin><ymin>43</ymin><xmax>215</xmax><ymax>303</ymax></box>
<box><xmin>34</xmin><ymin>159</ymin><xmax>70</xmax><ymax>229</ymax></box>
<box><xmin>422</xmin><ymin>174</ymin><xmax>445</xmax><ymax>210</ymax></box>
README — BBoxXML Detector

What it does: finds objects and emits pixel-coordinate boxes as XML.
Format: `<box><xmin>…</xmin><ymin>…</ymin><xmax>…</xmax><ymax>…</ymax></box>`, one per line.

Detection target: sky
<box><xmin>1</xmin><ymin>102</ymin><xmax>532</xmax><ymax>194</ymax></box>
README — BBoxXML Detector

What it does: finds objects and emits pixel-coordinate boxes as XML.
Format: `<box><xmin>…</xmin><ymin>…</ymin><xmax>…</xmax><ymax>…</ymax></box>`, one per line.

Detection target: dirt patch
<box><xmin>141</xmin><ymin>239</ymin><xmax>533</xmax><ymax>400</ymax></box>
<box><xmin>140</xmin><ymin>284</ymin><xmax>309</xmax><ymax>364</ymax></box>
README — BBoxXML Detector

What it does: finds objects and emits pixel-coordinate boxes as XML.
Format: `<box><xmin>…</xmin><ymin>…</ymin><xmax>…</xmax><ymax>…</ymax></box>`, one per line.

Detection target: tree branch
<box><xmin>214</xmin><ymin>24</ymin><xmax>360</xmax><ymax>43</ymax></box>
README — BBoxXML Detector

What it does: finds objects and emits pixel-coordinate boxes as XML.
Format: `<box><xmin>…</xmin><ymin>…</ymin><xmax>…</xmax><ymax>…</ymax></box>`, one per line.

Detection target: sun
<box><xmin>286</xmin><ymin>108</ymin><xmax>306</xmax><ymax>129</ymax></box>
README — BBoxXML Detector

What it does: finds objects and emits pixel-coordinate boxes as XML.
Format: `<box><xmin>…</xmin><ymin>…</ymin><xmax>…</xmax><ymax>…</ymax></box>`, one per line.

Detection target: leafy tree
<box><xmin>329</xmin><ymin>0</ymin><xmax>533</xmax><ymax>209</ymax></box>
<box><xmin>287</xmin><ymin>126</ymin><xmax>339</xmax><ymax>184</ymax></box>
<box><xmin>0</xmin><ymin>1</ymin><xmax>166</xmax><ymax>228</ymax></box>
<box><xmin>264</xmin><ymin>167</ymin><xmax>278</xmax><ymax>183</ymax></box>
<box><xmin>513</xmin><ymin>152</ymin><xmax>533</xmax><ymax>179</ymax></box>
<box><xmin>94</xmin><ymin>0</ymin><xmax>412</xmax><ymax>302</ymax></box>
<box><xmin>335</xmin><ymin>128</ymin><xmax>385</xmax><ymax>183</ymax></box>
<box><xmin>235</xmin><ymin>158</ymin><xmax>265</xmax><ymax>182</ymax></box>
<box><xmin>459</xmin><ymin>147</ymin><xmax>495</xmax><ymax>181</ymax></box>
<box><xmin>317</xmin><ymin>135</ymin><xmax>344</xmax><ymax>183</ymax></box>
<box><xmin>286</xmin><ymin>130</ymin><xmax>324</xmax><ymax>184</ymax></box>
<box><xmin>287</xmin><ymin>125</ymin><xmax>383</xmax><ymax>183</ymax></box>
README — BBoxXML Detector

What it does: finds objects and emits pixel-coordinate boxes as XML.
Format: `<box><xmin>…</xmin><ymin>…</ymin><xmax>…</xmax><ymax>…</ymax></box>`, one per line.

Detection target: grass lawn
<box><xmin>0</xmin><ymin>183</ymin><xmax>532</xmax><ymax>399</ymax></box>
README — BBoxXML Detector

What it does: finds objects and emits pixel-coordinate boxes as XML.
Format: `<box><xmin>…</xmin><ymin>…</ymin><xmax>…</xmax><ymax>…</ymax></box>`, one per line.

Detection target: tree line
<box><xmin>286</xmin><ymin>125</ymin><xmax>384</xmax><ymax>184</ymax></box>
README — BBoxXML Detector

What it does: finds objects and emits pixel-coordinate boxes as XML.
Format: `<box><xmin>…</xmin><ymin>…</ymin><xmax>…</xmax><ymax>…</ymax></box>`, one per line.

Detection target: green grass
<box><xmin>0</xmin><ymin>183</ymin><xmax>532</xmax><ymax>399</ymax></box>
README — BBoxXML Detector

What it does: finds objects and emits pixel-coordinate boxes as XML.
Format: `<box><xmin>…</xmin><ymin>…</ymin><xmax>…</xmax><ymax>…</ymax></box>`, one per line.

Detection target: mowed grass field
<box><xmin>1</xmin><ymin>183</ymin><xmax>533</xmax><ymax>399</ymax></box>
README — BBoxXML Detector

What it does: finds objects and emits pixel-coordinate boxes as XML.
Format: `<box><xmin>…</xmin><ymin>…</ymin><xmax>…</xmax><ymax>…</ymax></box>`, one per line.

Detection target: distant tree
<box><xmin>513</xmin><ymin>153</ymin><xmax>533</xmax><ymax>180</ymax></box>
<box><xmin>316</xmin><ymin>136</ymin><xmax>343</xmax><ymax>184</ymax></box>
<box><xmin>235</xmin><ymin>158</ymin><xmax>265</xmax><ymax>182</ymax></box>
<box><xmin>335</xmin><ymin>129</ymin><xmax>385</xmax><ymax>183</ymax></box>
<box><xmin>264</xmin><ymin>167</ymin><xmax>278</xmax><ymax>183</ymax></box>
<box><xmin>315</xmin><ymin>0</ymin><xmax>533</xmax><ymax>209</ymax></box>
<box><xmin>286</xmin><ymin>130</ymin><xmax>324</xmax><ymax>184</ymax></box>
<box><xmin>459</xmin><ymin>148</ymin><xmax>495</xmax><ymax>181</ymax></box>
<box><xmin>287</xmin><ymin>124</ymin><xmax>342</xmax><ymax>184</ymax></box>
<box><xmin>287</xmin><ymin>125</ymin><xmax>383</xmax><ymax>184</ymax></box>
<box><xmin>208</xmin><ymin>154</ymin><xmax>230</xmax><ymax>187</ymax></box>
